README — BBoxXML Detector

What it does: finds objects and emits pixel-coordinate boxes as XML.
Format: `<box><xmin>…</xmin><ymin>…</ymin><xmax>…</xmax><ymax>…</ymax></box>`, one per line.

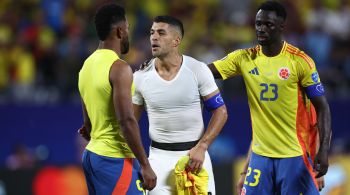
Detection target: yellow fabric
<box><xmin>213</xmin><ymin>42</ymin><xmax>321</xmax><ymax>158</ymax></box>
<box><xmin>78</xmin><ymin>49</ymin><xmax>134</xmax><ymax>158</ymax></box>
<box><xmin>174</xmin><ymin>156</ymin><xmax>209</xmax><ymax>195</ymax></box>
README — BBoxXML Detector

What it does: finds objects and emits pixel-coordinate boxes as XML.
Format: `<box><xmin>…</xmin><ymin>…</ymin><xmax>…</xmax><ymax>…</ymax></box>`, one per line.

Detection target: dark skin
<box><xmin>78</xmin><ymin>19</ymin><xmax>156</xmax><ymax>190</ymax></box>
<box><xmin>209</xmin><ymin>9</ymin><xmax>331</xmax><ymax>194</ymax></box>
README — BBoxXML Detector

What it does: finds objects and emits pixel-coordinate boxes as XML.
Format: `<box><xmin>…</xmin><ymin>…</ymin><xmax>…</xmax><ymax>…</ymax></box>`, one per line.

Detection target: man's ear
<box><xmin>173</xmin><ymin>36</ymin><xmax>181</xmax><ymax>47</ymax></box>
<box><xmin>115</xmin><ymin>26</ymin><xmax>123</xmax><ymax>39</ymax></box>
<box><xmin>280</xmin><ymin>21</ymin><xmax>285</xmax><ymax>31</ymax></box>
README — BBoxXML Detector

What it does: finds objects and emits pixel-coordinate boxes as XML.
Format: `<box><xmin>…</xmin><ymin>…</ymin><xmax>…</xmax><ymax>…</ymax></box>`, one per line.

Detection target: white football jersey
<box><xmin>133</xmin><ymin>55</ymin><xmax>218</xmax><ymax>143</ymax></box>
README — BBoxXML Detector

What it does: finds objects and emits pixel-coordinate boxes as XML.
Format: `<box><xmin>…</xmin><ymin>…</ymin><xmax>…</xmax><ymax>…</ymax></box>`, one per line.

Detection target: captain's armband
<box><xmin>305</xmin><ymin>83</ymin><xmax>325</xmax><ymax>98</ymax></box>
<box><xmin>204</xmin><ymin>93</ymin><xmax>225</xmax><ymax>111</ymax></box>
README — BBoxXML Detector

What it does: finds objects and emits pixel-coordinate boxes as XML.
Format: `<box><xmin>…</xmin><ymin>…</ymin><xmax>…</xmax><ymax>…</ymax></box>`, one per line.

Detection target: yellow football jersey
<box><xmin>213</xmin><ymin>42</ymin><xmax>323</xmax><ymax>158</ymax></box>
<box><xmin>78</xmin><ymin>49</ymin><xmax>135</xmax><ymax>158</ymax></box>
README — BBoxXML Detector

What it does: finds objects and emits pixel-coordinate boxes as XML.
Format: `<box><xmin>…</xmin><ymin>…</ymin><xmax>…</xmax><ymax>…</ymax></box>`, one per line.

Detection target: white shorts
<box><xmin>147</xmin><ymin>147</ymin><xmax>215</xmax><ymax>195</ymax></box>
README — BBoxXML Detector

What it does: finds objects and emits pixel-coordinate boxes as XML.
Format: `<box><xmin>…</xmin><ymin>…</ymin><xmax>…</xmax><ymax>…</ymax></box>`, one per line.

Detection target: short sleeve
<box><xmin>132</xmin><ymin>72</ymin><xmax>144</xmax><ymax>105</ymax></box>
<box><xmin>212</xmin><ymin>50</ymin><xmax>243</xmax><ymax>80</ymax></box>
<box><xmin>296</xmin><ymin>53</ymin><xmax>325</xmax><ymax>98</ymax></box>
<box><xmin>196</xmin><ymin>62</ymin><xmax>218</xmax><ymax>96</ymax></box>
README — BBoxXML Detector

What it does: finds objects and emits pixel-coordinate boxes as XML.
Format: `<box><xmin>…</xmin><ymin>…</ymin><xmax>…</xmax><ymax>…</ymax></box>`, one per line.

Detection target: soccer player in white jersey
<box><xmin>132</xmin><ymin>16</ymin><xmax>228</xmax><ymax>195</ymax></box>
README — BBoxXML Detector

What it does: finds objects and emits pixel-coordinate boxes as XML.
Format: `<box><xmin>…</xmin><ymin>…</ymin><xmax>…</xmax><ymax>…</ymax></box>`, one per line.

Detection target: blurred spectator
<box><xmin>0</xmin><ymin>0</ymin><xmax>349</xmax><ymax>103</ymax></box>
<box><xmin>5</xmin><ymin>144</ymin><xmax>37</xmax><ymax>170</ymax></box>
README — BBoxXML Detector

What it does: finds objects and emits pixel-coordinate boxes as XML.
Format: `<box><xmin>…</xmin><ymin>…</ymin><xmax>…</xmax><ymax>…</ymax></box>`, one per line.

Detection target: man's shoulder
<box><xmin>182</xmin><ymin>55</ymin><xmax>207</xmax><ymax>70</ymax></box>
<box><xmin>223</xmin><ymin>46</ymin><xmax>259</xmax><ymax>61</ymax></box>
<box><xmin>284</xmin><ymin>42</ymin><xmax>315</xmax><ymax>68</ymax></box>
<box><xmin>137</xmin><ymin>58</ymin><xmax>155</xmax><ymax>72</ymax></box>
<box><xmin>133</xmin><ymin>58</ymin><xmax>155</xmax><ymax>83</ymax></box>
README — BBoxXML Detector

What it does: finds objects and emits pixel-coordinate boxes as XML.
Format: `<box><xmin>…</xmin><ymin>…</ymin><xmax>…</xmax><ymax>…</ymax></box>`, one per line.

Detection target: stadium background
<box><xmin>0</xmin><ymin>0</ymin><xmax>349</xmax><ymax>194</ymax></box>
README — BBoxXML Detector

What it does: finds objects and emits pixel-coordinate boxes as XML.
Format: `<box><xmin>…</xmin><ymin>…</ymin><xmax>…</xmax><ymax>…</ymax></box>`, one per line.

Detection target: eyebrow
<box><xmin>150</xmin><ymin>29</ymin><xmax>167</xmax><ymax>33</ymax></box>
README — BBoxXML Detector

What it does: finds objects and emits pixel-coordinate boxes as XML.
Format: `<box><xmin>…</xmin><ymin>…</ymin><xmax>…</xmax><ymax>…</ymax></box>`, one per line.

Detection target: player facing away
<box><xmin>132</xmin><ymin>16</ymin><xmax>228</xmax><ymax>195</ymax></box>
<box><xmin>78</xmin><ymin>4</ymin><xmax>156</xmax><ymax>194</ymax></box>
<box><xmin>208</xmin><ymin>1</ymin><xmax>331</xmax><ymax>195</ymax></box>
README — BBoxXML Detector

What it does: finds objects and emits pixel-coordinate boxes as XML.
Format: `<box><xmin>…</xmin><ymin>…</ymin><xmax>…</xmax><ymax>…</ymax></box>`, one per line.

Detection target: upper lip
<box><xmin>257</xmin><ymin>33</ymin><xmax>267</xmax><ymax>38</ymax></box>
<box><xmin>151</xmin><ymin>43</ymin><xmax>160</xmax><ymax>48</ymax></box>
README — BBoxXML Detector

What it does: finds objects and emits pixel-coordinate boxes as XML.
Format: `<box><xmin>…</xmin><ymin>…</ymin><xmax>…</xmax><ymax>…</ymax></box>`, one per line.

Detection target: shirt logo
<box><xmin>316</xmin><ymin>83</ymin><xmax>324</xmax><ymax>93</ymax></box>
<box><xmin>248</xmin><ymin>67</ymin><xmax>259</xmax><ymax>75</ymax></box>
<box><xmin>278</xmin><ymin>67</ymin><xmax>290</xmax><ymax>80</ymax></box>
<box><xmin>311</xmin><ymin>72</ymin><xmax>319</xmax><ymax>83</ymax></box>
<box><xmin>215</xmin><ymin>94</ymin><xmax>224</xmax><ymax>104</ymax></box>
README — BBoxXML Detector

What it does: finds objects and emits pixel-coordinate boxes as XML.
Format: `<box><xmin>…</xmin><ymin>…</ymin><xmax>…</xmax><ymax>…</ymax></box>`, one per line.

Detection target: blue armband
<box><xmin>204</xmin><ymin>93</ymin><xmax>225</xmax><ymax>111</ymax></box>
<box><xmin>305</xmin><ymin>83</ymin><xmax>325</xmax><ymax>98</ymax></box>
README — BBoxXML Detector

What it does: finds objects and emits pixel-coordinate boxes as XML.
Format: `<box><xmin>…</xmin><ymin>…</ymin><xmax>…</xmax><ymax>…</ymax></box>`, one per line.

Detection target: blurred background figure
<box><xmin>5</xmin><ymin>144</ymin><xmax>37</xmax><ymax>170</ymax></box>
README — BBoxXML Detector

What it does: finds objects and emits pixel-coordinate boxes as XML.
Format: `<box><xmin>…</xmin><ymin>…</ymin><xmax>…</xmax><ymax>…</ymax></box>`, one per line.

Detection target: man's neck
<box><xmin>261</xmin><ymin>40</ymin><xmax>284</xmax><ymax>57</ymax></box>
<box><xmin>98</xmin><ymin>39</ymin><xmax>121</xmax><ymax>56</ymax></box>
<box><xmin>155</xmin><ymin>52</ymin><xmax>183</xmax><ymax>81</ymax></box>
<box><xmin>156</xmin><ymin>52</ymin><xmax>182</xmax><ymax>72</ymax></box>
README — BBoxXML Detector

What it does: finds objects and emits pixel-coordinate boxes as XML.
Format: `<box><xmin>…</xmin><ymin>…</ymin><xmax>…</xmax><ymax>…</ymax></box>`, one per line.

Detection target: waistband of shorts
<box><xmin>151</xmin><ymin>140</ymin><xmax>199</xmax><ymax>151</ymax></box>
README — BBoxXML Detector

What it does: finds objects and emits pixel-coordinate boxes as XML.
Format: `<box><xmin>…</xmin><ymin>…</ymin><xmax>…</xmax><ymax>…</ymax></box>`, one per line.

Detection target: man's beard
<box><xmin>121</xmin><ymin>37</ymin><xmax>129</xmax><ymax>54</ymax></box>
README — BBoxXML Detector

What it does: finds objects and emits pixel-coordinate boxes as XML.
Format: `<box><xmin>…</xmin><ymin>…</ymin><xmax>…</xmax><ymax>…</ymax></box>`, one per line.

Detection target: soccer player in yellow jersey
<box><xmin>78</xmin><ymin>4</ymin><xmax>156</xmax><ymax>194</ymax></box>
<box><xmin>208</xmin><ymin>1</ymin><xmax>331</xmax><ymax>194</ymax></box>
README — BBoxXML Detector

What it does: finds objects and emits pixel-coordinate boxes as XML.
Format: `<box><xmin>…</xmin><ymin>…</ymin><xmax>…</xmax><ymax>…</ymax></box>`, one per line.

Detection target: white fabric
<box><xmin>147</xmin><ymin>147</ymin><xmax>215</xmax><ymax>195</ymax></box>
<box><xmin>133</xmin><ymin>55</ymin><xmax>218</xmax><ymax>143</ymax></box>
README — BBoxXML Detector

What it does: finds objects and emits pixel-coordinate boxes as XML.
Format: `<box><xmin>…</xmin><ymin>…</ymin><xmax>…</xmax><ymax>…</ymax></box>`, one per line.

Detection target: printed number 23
<box><xmin>244</xmin><ymin>167</ymin><xmax>261</xmax><ymax>187</ymax></box>
<box><xmin>260</xmin><ymin>83</ymin><xmax>278</xmax><ymax>101</ymax></box>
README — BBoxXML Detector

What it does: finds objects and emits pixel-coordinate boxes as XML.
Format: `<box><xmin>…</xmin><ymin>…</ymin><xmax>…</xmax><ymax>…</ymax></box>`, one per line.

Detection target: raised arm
<box><xmin>310</xmin><ymin>95</ymin><xmax>331</xmax><ymax>178</ymax></box>
<box><xmin>208</xmin><ymin>63</ymin><xmax>223</xmax><ymax>79</ymax></box>
<box><xmin>187</xmin><ymin>89</ymin><xmax>227</xmax><ymax>172</ymax></box>
<box><xmin>110</xmin><ymin>60</ymin><xmax>156</xmax><ymax>190</ymax></box>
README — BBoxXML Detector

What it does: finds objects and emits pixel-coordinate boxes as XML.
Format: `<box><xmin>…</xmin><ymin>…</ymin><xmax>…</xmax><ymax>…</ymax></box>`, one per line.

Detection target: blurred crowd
<box><xmin>0</xmin><ymin>0</ymin><xmax>349</xmax><ymax>104</ymax></box>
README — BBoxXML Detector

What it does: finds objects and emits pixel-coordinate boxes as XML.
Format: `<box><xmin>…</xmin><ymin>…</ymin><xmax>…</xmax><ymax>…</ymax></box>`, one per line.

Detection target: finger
<box><xmin>187</xmin><ymin>159</ymin><xmax>195</xmax><ymax>171</ymax></box>
<box><xmin>315</xmin><ymin>169</ymin><xmax>326</xmax><ymax>178</ymax></box>
<box><xmin>318</xmin><ymin>181</ymin><xmax>324</xmax><ymax>191</ymax></box>
<box><xmin>196</xmin><ymin>164</ymin><xmax>203</xmax><ymax>174</ymax></box>
<box><xmin>142</xmin><ymin>181</ymin><xmax>150</xmax><ymax>190</ymax></box>
<box><xmin>192</xmin><ymin>162</ymin><xmax>200</xmax><ymax>173</ymax></box>
<box><xmin>236</xmin><ymin>186</ymin><xmax>242</xmax><ymax>195</ymax></box>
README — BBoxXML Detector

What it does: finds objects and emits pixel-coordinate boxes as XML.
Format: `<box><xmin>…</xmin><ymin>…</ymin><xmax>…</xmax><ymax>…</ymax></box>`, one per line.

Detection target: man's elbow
<box><xmin>216</xmin><ymin>105</ymin><xmax>228</xmax><ymax>122</ymax></box>
<box><xmin>119</xmin><ymin>116</ymin><xmax>137</xmax><ymax>132</ymax></box>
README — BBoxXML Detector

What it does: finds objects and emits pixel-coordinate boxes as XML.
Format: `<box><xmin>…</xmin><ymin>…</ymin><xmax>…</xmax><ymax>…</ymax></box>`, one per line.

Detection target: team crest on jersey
<box><xmin>278</xmin><ymin>67</ymin><xmax>290</xmax><ymax>80</ymax></box>
<box><xmin>311</xmin><ymin>72</ymin><xmax>319</xmax><ymax>83</ymax></box>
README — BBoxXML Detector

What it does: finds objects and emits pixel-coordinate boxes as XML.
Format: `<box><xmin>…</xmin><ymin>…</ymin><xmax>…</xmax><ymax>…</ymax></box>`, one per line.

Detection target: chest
<box><xmin>140</xmin><ymin>71</ymin><xmax>200</xmax><ymax>107</ymax></box>
<box><xmin>241</xmin><ymin>56</ymin><xmax>299</xmax><ymax>86</ymax></box>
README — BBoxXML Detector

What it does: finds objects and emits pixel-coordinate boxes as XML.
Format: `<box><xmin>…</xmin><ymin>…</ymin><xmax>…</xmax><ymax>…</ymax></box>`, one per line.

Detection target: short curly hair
<box><xmin>94</xmin><ymin>4</ymin><xmax>126</xmax><ymax>41</ymax></box>
<box><xmin>258</xmin><ymin>1</ymin><xmax>287</xmax><ymax>21</ymax></box>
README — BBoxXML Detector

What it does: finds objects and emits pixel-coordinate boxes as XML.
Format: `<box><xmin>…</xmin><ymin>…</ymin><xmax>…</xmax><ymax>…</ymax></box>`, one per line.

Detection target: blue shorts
<box><xmin>82</xmin><ymin>150</ymin><xmax>145</xmax><ymax>195</ymax></box>
<box><xmin>242</xmin><ymin>152</ymin><xmax>319</xmax><ymax>195</ymax></box>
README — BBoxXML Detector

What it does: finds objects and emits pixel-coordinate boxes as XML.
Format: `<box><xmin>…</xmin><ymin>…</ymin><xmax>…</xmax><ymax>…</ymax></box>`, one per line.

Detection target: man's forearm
<box><xmin>120</xmin><ymin>118</ymin><xmax>149</xmax><ymax>166</ymax></box>
<box><xmin>199</xmin><ymin>105</ymin><xmax>227</xmax><ymax>148</ymax></box>
<box><xmin>315</xmin><ymin>102</ymin><xmax>331</xmax><ymax>151</ymax></box>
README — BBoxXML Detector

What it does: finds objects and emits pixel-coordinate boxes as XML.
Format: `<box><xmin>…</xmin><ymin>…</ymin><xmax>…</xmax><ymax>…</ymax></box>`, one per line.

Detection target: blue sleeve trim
<box><xmin>305</xmin><ymin>83</ymin><xmax>325</xmax><ymax>98</ymax></box>
<box><xmin>204</xmin><ymin>93</ymin><xmax>225</xmax><ymax>111</ymax></box>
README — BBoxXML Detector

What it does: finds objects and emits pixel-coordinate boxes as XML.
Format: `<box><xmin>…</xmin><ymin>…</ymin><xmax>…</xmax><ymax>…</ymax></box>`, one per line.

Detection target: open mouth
<box><xmin>151</xmin><ymin>44</ymin><xmax>160</xmax><ymax>49</ymax></box>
